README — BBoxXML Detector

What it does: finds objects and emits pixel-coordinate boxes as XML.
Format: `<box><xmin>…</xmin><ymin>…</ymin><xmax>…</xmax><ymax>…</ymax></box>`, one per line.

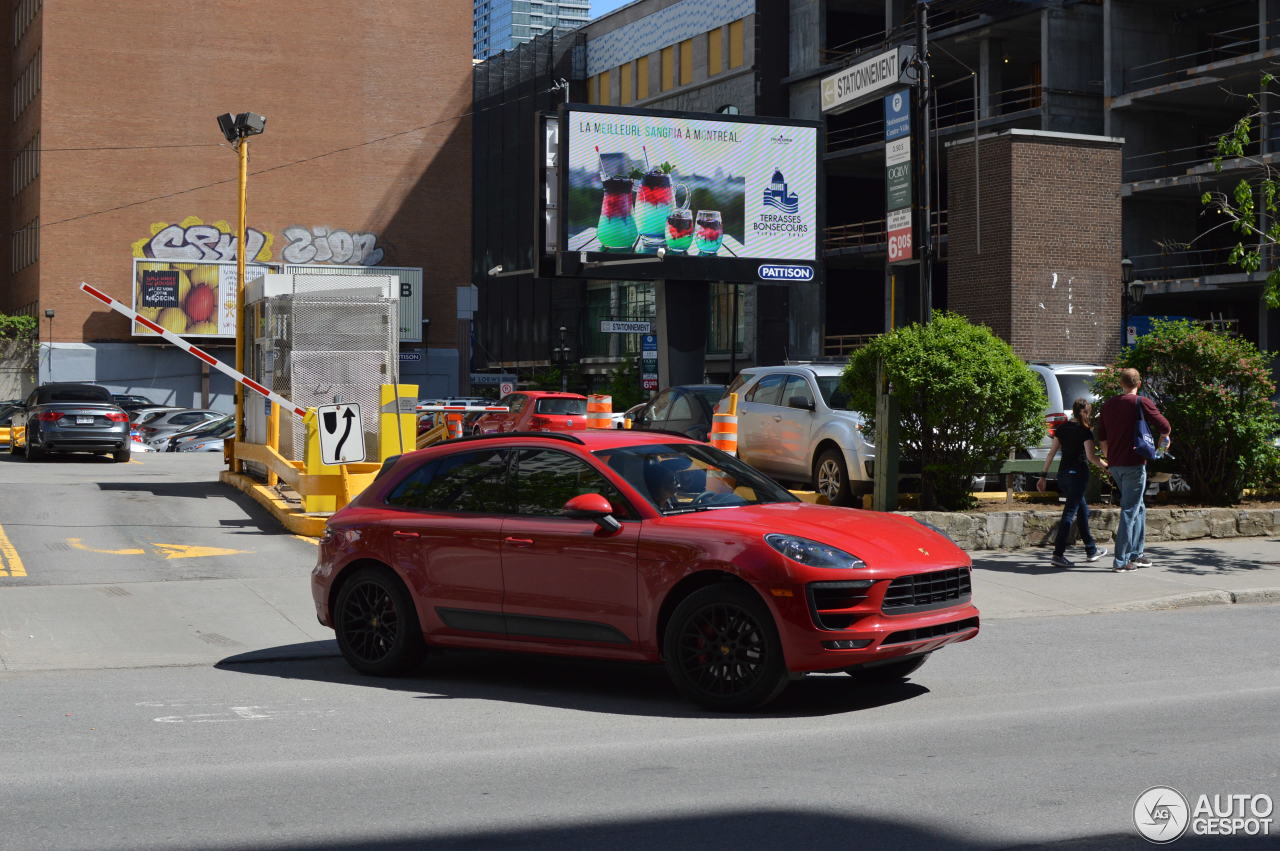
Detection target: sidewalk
<box><xmin>970</xmin><ymin>535</ymin><xmax>1280</xmax><ymax>619</ymax></box>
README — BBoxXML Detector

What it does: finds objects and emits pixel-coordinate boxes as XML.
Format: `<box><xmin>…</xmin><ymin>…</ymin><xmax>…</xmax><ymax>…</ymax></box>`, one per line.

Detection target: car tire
<box><xmin>334</xmin><ymin>566</ymin><xmax>426</xmax><ymax>677</ymax></box>
<box><xmin>845</xmin><ymin>652</ymin><xmax>930</xmax><ymax>683</ymax></box>
<box><xmin>814</xmin><ymin>448</ymin><xmax>854</xmax><ymax>507</ymax></box>
<box><xmin>9</xmin><ymin>435</ymin><xmax>22</xmax><ymax>455</ymax></box>
<box><xmin>663</xmin><ymin>584</ymin><xmax>789</xmax><ymax>711</ymax></box>
<box><xmin>113</xmin><ymin>447</ymin><xmax>131</xmax><ymax>463</ymax></box>
<box><xmin>25</xmin><ymin>441</ymin><xmax>44</xmax><ymax>462</ymax></box>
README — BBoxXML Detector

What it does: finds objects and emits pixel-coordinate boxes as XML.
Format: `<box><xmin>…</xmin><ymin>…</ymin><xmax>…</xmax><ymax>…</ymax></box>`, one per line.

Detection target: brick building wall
<box><xmin>948</xmin><ymin>130</ymin><xmax>1122</xmax><ymax>365</ymax></box>
<box><xmin>4</xmin><ymin>0</ymin><xmax>471</xmax><ymax>358</ymax></box>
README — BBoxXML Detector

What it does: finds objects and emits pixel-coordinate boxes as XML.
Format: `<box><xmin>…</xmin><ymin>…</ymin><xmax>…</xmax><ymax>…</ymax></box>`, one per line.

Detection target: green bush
<box><xmin>1094</xmin><ymin>320</ymin><xmax>1280</xmax><ymax>504</ymax></box>
<box><xmin>843</xmin><ymin>312</ymin><xmax>1046</xmax><ymax>510</ymax></box>
<box><xmin>606</xmin><ymin>359</ymin><xmax>646</xmax><ymax>411</ymax></box>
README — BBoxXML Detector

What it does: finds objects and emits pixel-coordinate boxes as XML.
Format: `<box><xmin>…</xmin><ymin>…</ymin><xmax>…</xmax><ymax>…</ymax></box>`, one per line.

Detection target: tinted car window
<box><xmin>514</xmin><ymin>449</ymin><xmax>634</xmax><ymax>519</ymax></box>
<box><xmin>509</xmin><ymin>395</ymin><xmax>528</xmax><ymax>414</ymax></box>
<box><xmin>694</xmin><ymin>387</ymin><xmax>725</xmax><ymax>409</ymax></box>
<box><xmin>647</xmin><ymin>391</ymin><xmax>674</xmax><ymax>422</ymax></box>
<box><xmin>815</xmin><ymin>376</ymin><xmax>852</xmax><ymax>410</ymax></box>
<box><xmin>169</xmin><ymin>412</ymin><xmax>209</xmax><ymax>425</ymax></box>
<box><xmin>1056</xmin><ymin>373</ymin><xmax>1099</xmax><ymax>408</ymax></box>
<box><xmin>783</xmin><ymin>376</ymin><xmax>814</xmax><ymax>408</ymax></box>
<box><xmin>669</xmin><ymin>392</ymin><xmax>694</xmax><ymax>421</ymax></box>
<box><xmin>535</xmin><ymin>397</ymin><xmax>587</xmax><ymax>415</ymax></box>
<box><xmin>385</xmin><ymin>449</ymin><xmax>511</xmax><ymax>513</ymax></box>
<box><xmin>597</xmin><ymin>443</ymin><xmax>797</xmax><ymax>514</ymax></box>
<box><xmin>37</xmin><ymin>385</ymin><xmax>112</xmax><ymax>404</ymax></box>
<box><xmin>746</xmin><ymin>374</ymin><xmax>787</xmax><ymax>406</ymax></box>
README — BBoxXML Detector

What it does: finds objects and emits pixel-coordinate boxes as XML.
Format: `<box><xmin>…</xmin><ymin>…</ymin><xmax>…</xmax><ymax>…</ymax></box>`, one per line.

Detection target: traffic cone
<box><xmin>587</xmin><ymin>394</ymin><xmax>613</xmax><ymax>429</ymax></box>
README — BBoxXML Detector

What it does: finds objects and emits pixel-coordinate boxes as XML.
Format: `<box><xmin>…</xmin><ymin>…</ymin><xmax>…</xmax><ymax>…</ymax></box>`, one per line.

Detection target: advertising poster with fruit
<box><xmin>564</xmin><ymin>108</ymin><xmax>818</xmax><ymax>263</ymax></box>
<box><xmin>131</xmin><ymin>259</ymin><xmax>270</xmax><ymax>338</ymax></box>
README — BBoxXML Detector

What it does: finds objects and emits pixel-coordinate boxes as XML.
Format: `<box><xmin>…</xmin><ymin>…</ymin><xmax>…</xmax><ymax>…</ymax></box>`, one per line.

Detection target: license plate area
<box><xmin>76</xmin><ymin>416</ymin><xmax>94</xmax><ymax>424</ymax></box>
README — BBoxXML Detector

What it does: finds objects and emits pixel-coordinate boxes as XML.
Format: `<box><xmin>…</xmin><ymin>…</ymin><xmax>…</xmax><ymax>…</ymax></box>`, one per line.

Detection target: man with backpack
<box><xmin>1096</xmin><ymin>368</ymin><xmax>1171</xmax><ymax>573</ymax></box>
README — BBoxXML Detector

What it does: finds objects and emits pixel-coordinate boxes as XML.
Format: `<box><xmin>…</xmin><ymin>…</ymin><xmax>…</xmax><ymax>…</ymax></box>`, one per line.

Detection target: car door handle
<box><xmin>504</xmin><ymin>536</ymin><xmax>534</xmax><ymax>547</ymax></box>
<box><xmin>392</xmin><ymin>530</ymin><xmax>420</xmax><ymax>538</ymax></box>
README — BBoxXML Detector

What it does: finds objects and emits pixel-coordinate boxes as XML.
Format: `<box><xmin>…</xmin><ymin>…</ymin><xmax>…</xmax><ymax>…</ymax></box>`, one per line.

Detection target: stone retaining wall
<box><xmin>900</xmin><ymin>507</ymin><xmax>1280</xmax><ymax>551</ymax></box>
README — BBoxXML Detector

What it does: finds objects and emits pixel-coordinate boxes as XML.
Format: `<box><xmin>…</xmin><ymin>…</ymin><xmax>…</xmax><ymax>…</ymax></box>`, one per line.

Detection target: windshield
<box><xmin>815</xmin><ymin>376</ymin><xmax>852</xmax><ymax>410</ymax></box>
<box><xmin>694</xmin><ymin>387</ymin><xmax>726</xmax><ymax>409</ymax></box>
<box><xmin>595</xmin><ymin>443</ymin><xmax>797</xmax><ymax>514</ymax></box>
<box><xmin>536</xmin><ymin>397</ymin><xmax>587</xmax><ymax>415</ymax></box>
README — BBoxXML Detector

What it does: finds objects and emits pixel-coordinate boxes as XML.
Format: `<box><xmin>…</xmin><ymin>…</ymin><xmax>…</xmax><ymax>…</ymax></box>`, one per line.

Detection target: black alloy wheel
<box><xmin>664</xmin><ymin>584</ymin><xmax>788</xmax><ymax>711</ymax></box>
<box><xmin>334</xmin><ymin>566</ymin><xmax>426</xmax><ymax>676</ymax></box>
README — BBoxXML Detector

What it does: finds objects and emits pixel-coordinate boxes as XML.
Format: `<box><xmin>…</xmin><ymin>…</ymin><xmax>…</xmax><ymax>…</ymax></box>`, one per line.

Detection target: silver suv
<box><xmin>1025</xmin><ymin>363</ymin><xmax>1104</xmax><ymax>460</ymax></box>
<box><xmin>719</xmin><ymin>364</ymin><xmax>873</xmax><ymax>505</ymax></box>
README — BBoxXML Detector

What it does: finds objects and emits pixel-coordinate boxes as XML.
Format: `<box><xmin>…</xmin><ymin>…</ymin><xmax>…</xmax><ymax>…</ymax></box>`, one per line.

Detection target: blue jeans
<box><xmin>1053</xmin><ymin>468</ymin><xmax>1096</xmax><ymax>558</ymax></box>
<box><xmin>1110</xmin><ymin>465</ymin><xmax>1147</xmax><ymax>568</ymax></box>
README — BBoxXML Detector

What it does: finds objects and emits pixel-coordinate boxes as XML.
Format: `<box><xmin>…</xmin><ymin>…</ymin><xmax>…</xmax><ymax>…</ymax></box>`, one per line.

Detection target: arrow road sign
<box><xmin>317</xmin><ymin>403</ymin><xmax>366</xmax><ymax>465</ymax></box>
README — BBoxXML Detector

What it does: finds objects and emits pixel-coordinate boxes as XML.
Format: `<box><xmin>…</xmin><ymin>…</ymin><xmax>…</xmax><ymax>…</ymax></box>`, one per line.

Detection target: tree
<box><xmin>842</xmin><ymin>312</ymin><xmax>1046</xmax><ymax>510</ymax></box>
<box><xmin>1200</xmin><ymin>73</ymin><xmax>1280</xmax><ymax>308</ymax></box>
<box><xmin>1094</xmin><ymin>319</ymin><xmax>1279</xmax><ymax>505</ymax></box>
<box><xmin>606</xmin><ymin>358</ymin><xmax>645</xmax><ymax>411</ymax></box>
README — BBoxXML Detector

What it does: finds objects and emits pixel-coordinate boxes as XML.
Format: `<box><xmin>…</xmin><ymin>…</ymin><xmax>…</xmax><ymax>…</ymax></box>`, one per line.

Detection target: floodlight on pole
<box><xmin>216</xmin><ymin>110</ymin><xmax>266</xmax><ymax>472</ymax></box>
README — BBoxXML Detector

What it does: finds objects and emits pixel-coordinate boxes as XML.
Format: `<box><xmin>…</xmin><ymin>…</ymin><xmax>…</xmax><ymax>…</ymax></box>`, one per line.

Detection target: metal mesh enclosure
<box><xmin>258</xmin><ymin>294</ymin><xmax>398</xmax><ymax>460</ymax></box>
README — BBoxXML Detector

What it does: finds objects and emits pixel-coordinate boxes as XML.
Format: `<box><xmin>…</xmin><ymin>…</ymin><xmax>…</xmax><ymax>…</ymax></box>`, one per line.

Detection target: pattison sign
<box><xmin>821</xmin><ymin>47</ymin><xmax>913</xmax><ymax>115</ymax></box>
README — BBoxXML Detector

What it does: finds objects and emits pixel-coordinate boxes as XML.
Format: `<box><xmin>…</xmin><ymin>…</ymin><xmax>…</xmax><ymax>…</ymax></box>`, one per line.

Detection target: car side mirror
<box><xmin>788</xmin><ymin>396</ymin><xmax>815</xmax><ymax>411</ymax></box>
<box><xmin>562</xmin><ymin>493</ymin><xmax>622</xmax><ymax>533</ymax></box>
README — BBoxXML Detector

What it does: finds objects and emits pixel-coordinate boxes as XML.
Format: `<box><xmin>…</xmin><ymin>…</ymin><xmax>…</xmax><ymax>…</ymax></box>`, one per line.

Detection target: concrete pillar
<box><xmin>979</xmin><ymin>37</ymin><xmax>1005</xmax><ymax>119</ymax></box>
<box><xmin>655</xmin><ymin>280</ymin><xmax>709</xmax><ymax>386</ymax></box>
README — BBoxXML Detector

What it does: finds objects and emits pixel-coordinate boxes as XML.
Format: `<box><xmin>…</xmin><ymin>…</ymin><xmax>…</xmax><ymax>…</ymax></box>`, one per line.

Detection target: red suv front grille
<box><xmin>882</xmin><ymin>568</ymin><xmax>971</xmax><ymax>613</ymax></box>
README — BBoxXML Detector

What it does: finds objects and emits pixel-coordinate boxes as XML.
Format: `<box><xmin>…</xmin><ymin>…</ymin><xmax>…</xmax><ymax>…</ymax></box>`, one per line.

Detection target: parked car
<box><xmin>629</xmin><ymin>384</ymin><xmax>726</xmax><ymax>440</ymax></box>
<box><xmin>471</xmin><ymin>391</ymin><xmax>588</xmax><ymax>434</ymax></box>
<box><xmin>1024</xmin><ymin>363</ymin><xmax>1105</xmax><ymax>460</ymax></box>
<box><xmin>134</xmin><ymin>409</ymin><xmax>225</xmax><ymax>444</ymax></box>
<box><xmin>416</xmin><ymin>397</ymin><xmax>494</xmax><ymax>433</ymax></box>
<box><xmin>312</xmin><ymin>430</ymin><xmax>979</xmax><ymax>710</ymax></box>
<box><xmin>130</xmin><ymin>406</ymin><xmax>184</xmax><ymax>424</ymax></box>
<box><xmin>8</xmin><ymin>382</ymin><xmax>132</xmax><ymax>462</ymax></box>
<box><xmin>719</xmin><ymin>364</ymin><xmax>874</xmax><ymax>506</ymax></box>
<box><xmin>110</xmin><ymin>393</ymin><xmax>161</xmax><ymax>413</ymax></box>
<box><xmin>163</xmin><ymin>414</ymin><xmax>233</xmax><ymax>451</ymax></box>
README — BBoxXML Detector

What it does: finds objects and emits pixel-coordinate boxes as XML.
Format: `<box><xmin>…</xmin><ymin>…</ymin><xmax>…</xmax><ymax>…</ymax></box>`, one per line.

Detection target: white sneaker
<box><xmin>1084</xmin><ymin>548</ymin><xmax>1108</xmax><ymax>564</ymax></box>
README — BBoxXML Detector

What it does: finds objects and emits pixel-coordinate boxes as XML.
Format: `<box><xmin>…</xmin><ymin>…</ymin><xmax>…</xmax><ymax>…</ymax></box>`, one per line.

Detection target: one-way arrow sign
<box><xmin>317</xmin><ymin>403</ymin><xmax>366</xmax><ymax>465</ymax></box>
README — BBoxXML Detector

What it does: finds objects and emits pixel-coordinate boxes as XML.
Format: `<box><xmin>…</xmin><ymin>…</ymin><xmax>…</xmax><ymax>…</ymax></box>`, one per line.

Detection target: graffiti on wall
<box><xmin>131</xmin><ymin>217</ymin><xmax>273</xmax><ymax>263</ymax></box>
<box><xmin>280</xmin><ymin>225</ymin><xmax>385</xmax><ymax>266</ymax></box>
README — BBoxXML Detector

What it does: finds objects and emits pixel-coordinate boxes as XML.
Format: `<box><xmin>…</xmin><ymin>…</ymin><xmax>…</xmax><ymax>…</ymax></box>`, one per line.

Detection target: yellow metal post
<box><xmin>302</xmin><ymin>409</ymin><xmax>336</xmax><ymax>513</ymax></box>
<box><xmin>232</xmin><ymin>138</ymin><xmax>250</xmax><ymax>473</ymax></box>
<box><xmin>379</xmin><ymin>384</ymin><xmax>418</xmax><ymax>461</ymax></box>
<box><xmin>266</xmin><ymin>402</ymin><xmax>280</xmax><ymax>487</ymax></box>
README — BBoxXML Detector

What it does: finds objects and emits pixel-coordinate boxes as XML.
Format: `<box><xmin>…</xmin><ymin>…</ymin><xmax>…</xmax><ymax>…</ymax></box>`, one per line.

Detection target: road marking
<box><xmin>68</xmin><ymin>538</ymin><xmax>146</xmax><ymax>556</ymax></box>
<box><xmin>64</xmin><ymin>539</ymin><xmax>252</xmax><ymax>559</ymax></box>
<box><xmin>293</xmin><ymin>535</ymin><xmax>319</xmax><ymax>545</ymax></box>
<box><xmin>139</xmin><ymin>699</ymin><xmax>334</xmax><ymax>723</ymax></box>
<box><xmin>0</xmin><ymin>522</ymin><xmax>26</xmax><ymax>577</ymax></box>
<box><xmin>151</xmin><ymin>543</ymin><xmax>251</xmax><ymax>560</ymax></box>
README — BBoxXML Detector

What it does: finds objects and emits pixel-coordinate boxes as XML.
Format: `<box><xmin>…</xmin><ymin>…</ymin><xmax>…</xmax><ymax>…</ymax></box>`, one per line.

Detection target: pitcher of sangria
<box><xmin>634</xmin><ymin>170</ymin><xmax>688</xmax><ymax>249</ymax></box>
<box><xmin>693</xmin><ymin>210</ymin><xmax>724</xmax><ymax>256</ymax></box>
<box><xmin>596</xmin><ymin>176</ymin><xmax>638</xmax><ymax>250</ymax></box>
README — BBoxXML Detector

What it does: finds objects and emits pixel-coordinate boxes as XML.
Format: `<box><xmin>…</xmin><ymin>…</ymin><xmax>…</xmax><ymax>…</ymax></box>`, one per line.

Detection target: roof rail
<box><xmin>429</xmin><ymin>431</ymin><xmax>586</xmax><ymax>447</ymax></box>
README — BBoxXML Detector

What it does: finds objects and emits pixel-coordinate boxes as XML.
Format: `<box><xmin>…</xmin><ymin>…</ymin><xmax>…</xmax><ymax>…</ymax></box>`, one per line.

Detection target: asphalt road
<box><xmin>1</xmin><ymin>451</ymin><xmax>1277</xmax><ymax>849</ymax></box>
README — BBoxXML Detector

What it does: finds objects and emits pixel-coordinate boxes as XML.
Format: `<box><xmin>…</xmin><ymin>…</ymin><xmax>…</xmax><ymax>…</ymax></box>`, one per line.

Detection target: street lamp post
<box><xmin>552</xmin><ymin>325</ymin><xmax>570</xmax><ymax>392</ymax></box>
<box><xmin>215</xmin><ymin>111</ymin><xmax>266</xmax><ymax>472</ymax></box>
<box><xmin>43</xmin><ymin>309</ymin><xmax>54</xmax><ymax>381</ymax></box>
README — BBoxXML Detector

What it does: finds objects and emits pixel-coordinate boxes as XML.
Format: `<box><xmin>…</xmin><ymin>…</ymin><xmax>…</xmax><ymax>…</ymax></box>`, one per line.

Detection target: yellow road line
<box><xmin>293</xmin><ymin>535</ymin><xmax>319</xmax><ymax>545</ymax></box>
<box><xmin>0</xmin><ymin>522</ymin><xmax>26</xmax><ymax>577</ymax></box>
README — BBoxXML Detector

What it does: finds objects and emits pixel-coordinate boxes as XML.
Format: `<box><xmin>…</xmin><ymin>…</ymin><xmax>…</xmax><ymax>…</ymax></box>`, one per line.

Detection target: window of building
<box><xmin>679</xmin><ymin>38</ymin><xmax>694</xmax><ymax>86</ymax></box>
<box><xmin>619</xmin><ymin>61</ymin><xmax>633</xmax><ymax>104</ymax></box>
<box><xmin>708</xmin><ymin>283</ymin><xmax>745</xmax><ymax>355</ymax></box>
<box><xmin>599</xmin><ymin>68</ymin><xmax>612</xmax><ymax>105</ymax></box>
<box><xmin>11</xmin><ymin>216</ymin><xmax>39</xmax><ymax>273</ymax></box>
<box><xmin>13</xmin><ymin>0</ymin><xmax>40</xmax><ymax>47</ymax></box>
<box><xmin>708</xmin><ymin>27</ymin><xmax>724</xmax><ymax>76</ymax></box>
<box><xmin>661</xmin><ymin>46</ymin><xmax>675</xmax><ymax>91</ymax></box>
<box><xmin>12</xmin><ymin>131</ymin><xmax>39</xmax><ymax>197</ymax></box>
<box><xmin>636</xmin><ymin>55</ymin><xmax>650</xmax><ymax>100</ymax></box>
<box><xmin>728</xmin><ymin>18</ymin><xmax>745</xmax><ymax>68</ymax></box>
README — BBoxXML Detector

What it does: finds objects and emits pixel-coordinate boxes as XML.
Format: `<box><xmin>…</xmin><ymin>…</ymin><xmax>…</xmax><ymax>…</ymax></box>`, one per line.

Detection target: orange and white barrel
<box><xmin>587</xmin><ymin>394</ymin><xmax>613</xmax><ymax>429</ymax></box>
<box><xmin>447</xmin><ymin>413</ymin><xmax>464</xmax><ymax>440</ymax></box>
<box><xmin>710</xmin><ymin>392</ymin><xmax>739</xmax><ymax>455</ymax></box>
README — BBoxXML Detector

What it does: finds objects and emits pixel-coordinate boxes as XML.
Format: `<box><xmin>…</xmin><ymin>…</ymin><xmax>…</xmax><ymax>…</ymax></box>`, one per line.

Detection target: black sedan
<box><xmin>9</xmin><ymin>383</ymin><xmax>132</xmax><ymax>462</ymax></box>
<box><xmin>628</xmin><ymin>384</ymin><xmax>726</xmax><ymax>441</ymax></box>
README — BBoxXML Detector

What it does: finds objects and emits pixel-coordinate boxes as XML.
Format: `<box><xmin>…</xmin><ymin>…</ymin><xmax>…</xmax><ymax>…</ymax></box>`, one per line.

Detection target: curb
<box><xmin>1032</xmin><ymin>587</ymin><xmax>1280</xmax><ymax>618</ymax></box>
<box><xmin>219</xmin><ymin>470</ymin><xmax>327</xmax><ymax>537</ymax></box>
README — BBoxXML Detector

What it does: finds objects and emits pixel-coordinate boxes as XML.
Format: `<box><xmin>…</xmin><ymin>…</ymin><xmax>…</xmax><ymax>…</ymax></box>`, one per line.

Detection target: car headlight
<box><xmin>915</xmin><ymin>519</ymin><xmax>957</xmax><ymax>544</ymax></box>
<box><xmin>764</xmin><ymin>533</ymin><xmax>866</xmax><ymax>569</ymax></box>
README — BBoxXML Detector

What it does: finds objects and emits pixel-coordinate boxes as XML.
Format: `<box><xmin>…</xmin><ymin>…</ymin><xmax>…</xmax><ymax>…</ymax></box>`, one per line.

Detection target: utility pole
<box><xmin>916</xmin><ymin>0</ymin><xmax>933</xmax><ymax>323</ymax></box>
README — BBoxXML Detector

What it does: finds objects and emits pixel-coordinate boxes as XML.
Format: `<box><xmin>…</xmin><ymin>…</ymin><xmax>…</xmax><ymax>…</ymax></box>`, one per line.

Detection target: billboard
<box><xmin>132</xmin><ymin>259</ymin><xmax>271</xmax><ymax>338</ymax></box>
<box><xmin>558</xmin><ymin>105</ymin><xmax>820</xmax><ymax>283</ymax></box>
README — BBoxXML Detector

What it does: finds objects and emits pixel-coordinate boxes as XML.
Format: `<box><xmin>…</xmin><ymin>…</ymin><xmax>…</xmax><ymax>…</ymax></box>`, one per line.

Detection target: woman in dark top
<box><xmin>1036</xmin><ymin>398</ymin><xmax>1110</xmax><ymax>568</ymax></box>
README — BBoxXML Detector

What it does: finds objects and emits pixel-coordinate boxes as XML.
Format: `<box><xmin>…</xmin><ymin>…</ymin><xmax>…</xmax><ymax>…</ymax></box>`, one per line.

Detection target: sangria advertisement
<box><xmin>564</xmin><ymin>107</ymin><xmax>818</xmax><ymax>265</ymax></box>
<box><xmin>131</xmin><ymin>259</ymin><xmax>270</xmax><ymax>338</ymax></box>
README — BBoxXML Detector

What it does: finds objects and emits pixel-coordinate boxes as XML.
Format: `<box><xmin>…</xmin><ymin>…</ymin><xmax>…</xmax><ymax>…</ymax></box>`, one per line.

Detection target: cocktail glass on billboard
<box><xmin>693</xmin><ymin>210</ymin><xmax>724</xmax><ymax>256</ymax></box>
<box><xmin>635</xmin><ymin>170</ymin><xmax>687</xmax><ymax>249</ymax></box>
<box><xmin>597</xmin><ymin>176</ymin><xmax>638</xmax><ymax>250</ymax></box>
<box><xmin>665</xmin><ymin>208</ymin><xmax>694</xmax><ymax>253</ymax></box>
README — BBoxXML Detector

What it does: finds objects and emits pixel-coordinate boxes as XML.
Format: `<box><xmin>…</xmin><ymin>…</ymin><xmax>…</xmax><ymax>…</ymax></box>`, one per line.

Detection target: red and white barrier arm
<box><xmin>415</xmin><ymin>405</ymin><xmax>511</xmax><ymax>413</ymax></box>
<box><xmin>79</xmin><ymin>281</ymin><xmax>309</xmax><ymax>420</ymax></box>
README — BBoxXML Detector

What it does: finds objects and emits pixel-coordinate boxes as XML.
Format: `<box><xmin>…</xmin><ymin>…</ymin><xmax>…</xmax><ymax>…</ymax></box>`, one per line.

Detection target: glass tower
<box><xmin>474</xmin><ymin>0</ymin><xmax>590</xmax><ymax>60</ymax></box>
